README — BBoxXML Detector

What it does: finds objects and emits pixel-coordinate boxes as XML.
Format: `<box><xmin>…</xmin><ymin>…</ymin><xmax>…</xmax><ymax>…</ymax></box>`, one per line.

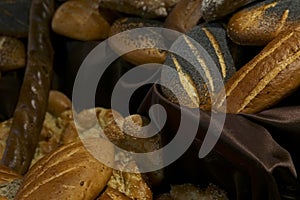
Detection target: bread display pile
<box><xmin>0</xmin><ymin>0</ymin><xmax>300</xmax><ymax>199</ymax></box>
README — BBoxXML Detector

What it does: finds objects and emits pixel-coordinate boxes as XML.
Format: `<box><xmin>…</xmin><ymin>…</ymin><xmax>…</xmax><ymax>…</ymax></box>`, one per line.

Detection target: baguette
<box><xmin>1</xmin><ymin>0</ymin><xmax>55</xmax><ymax>174</ymax></box>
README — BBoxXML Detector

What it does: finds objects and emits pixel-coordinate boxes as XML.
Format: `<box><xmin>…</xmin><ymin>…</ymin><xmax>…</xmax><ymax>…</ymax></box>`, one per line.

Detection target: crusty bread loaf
<box><xmin>15</xmin><ymin>140</ymin><xmax>114</xmax><ymax>200</ymax></box>
<box><xmin>0</xmin><ymin>165</ymin><xmax>21</xmax><ymax>184</ymax></box>
<box><xmin>161</xmin><ymin>23</ymin><xmax>235</xmax><ymax>109</ymax></box>
<box><xmin>215</xmin><ymin>26</ymin><xmax>300</xmax><ymax>114</ymax></box>
<box><xmin>227</xmin><ymin>0</ymin><xmax>300</xmax><ymax>46</ymax></box>
<box><xmin>108</xmin><ymin>158</ymin><xmax>153</xmax><ymax>200</ymax></box>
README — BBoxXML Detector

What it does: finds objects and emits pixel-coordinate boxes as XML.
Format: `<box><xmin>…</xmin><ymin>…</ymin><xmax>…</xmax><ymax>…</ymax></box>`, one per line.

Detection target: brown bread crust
<box><xmin>109</xmin><ymin>17</ymin><xmax>166</xmax><ymax>65</ymax></box>
<box><xmin>215</xmin><ymin>26</ymin><xmax>300</xmax><ymax>113</ymax></box>
<box><xmin>0</xmin><ymin>165</ymin><xmax>21</xmax><ymax>184</ymax></box>
<box><xmin>228</xmin><ymin>0</ymin><xmax>300</xmax><ymax>46</ymax></box>
<box><xmin>52</xmin><ymin>0</ymin><xmax>111</xmax><ymax>41</ymax></box>
<box><xmin>47</xmin><ymin>90</ymin><xmax>72</xmax><ymax>117</ymax></box>
<box><xmin>15</xmin><ymin>140</ymin><xmax>114</xmax><ymax>200</ymax></box>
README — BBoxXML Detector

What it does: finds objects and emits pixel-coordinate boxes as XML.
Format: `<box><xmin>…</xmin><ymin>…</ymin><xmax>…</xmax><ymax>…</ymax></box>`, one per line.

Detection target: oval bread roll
<box><xmin>15</xmin><ymin>140</ymin><xmax>114</xmax><ymax>200</ymax></box>
<box><xmin>47</xmin><ymin>90</ymin><xmax>72</xmax><ymax>117</ymax></box>
<box><xmin>109</xmin><ymin>17</ymin><xmax>166</xmax><ymax>65</ymax></box>
<box><xmin>52</xmin><ymin>0</ymin><xmax>111</xmax><ymax>41</ymax></box>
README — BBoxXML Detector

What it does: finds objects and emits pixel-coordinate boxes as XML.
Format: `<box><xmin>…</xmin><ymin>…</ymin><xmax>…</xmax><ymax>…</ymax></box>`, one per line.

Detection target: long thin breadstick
<box><xmin>1</xmin><ymin>0</ymin><xmax>55</xmax><ymax>174</ymax></box>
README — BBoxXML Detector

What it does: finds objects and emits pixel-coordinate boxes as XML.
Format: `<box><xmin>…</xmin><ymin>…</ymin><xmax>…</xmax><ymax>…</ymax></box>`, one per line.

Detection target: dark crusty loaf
<box><xmin>161</xmin><ymin>23</ymin><xmax>235</xmax><ymax>109</ymax></box>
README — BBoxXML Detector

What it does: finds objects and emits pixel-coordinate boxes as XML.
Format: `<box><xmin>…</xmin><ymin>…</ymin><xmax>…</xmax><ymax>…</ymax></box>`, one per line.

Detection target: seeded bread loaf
<box><xmin>228</xmin><ymin>0</ymin><xmax>300</xmax><ymax>46</ymax></box>
<box><xmin>109</xmin><ymin>17</ymin><xmax>166</xmax><ymax>65</ymax></box>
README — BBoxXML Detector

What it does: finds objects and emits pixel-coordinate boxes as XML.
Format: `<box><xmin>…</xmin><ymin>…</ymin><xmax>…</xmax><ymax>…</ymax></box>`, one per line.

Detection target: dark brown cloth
<box><xmin>137</xmin><ymin>84</ymin><xmax>300</xmax><ymax>200</ymax></box>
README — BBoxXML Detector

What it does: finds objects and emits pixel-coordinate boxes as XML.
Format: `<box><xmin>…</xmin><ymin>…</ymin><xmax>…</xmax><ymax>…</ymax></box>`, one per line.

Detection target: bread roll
<box><xmin>52</xmin><ymin>0</ymin><xmax>111</xmax><ymax>41</ymax></box>
<box><xmin>109</xmin><ymin>17</ymin><xmax>166</xmax><ymax>65</ymax></box>
<box><xmin>47</xmin><ymin>90</ymin><xmax>72</xmax><ymax>117</ymax></box>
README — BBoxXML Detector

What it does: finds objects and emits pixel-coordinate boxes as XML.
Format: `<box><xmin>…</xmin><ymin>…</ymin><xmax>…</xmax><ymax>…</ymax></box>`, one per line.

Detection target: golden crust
<box><xmin>51</xmin><ymin>0</ymin><xmax>111</xmax><ymax>41</ymax></box>
<box><xmin>15</xmin><ymin>140</ymin><xmax>114</xmax><ymax>200</ymax></box>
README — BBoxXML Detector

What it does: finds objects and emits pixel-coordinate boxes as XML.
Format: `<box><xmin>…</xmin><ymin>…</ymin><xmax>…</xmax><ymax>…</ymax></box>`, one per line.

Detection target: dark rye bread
<box><xmin>214</xmin><ymin>26</ymin><xmax>300</xmax><ymax>114</ymax></box>
<box><xmin>109</xmin><ymin>17</ymin><xmax>167</xmax><ymax>65</ymax></box>
<box><xmin>228</xmin><ymin>0</ymin><xmax>300</xmax><ymax>46</ymax></box>
<box><xmin>161</xmin><ymin>23</ymin><xmax>235</xmax><ymax>109</ymax></box>
<box><xmin>15</xmin><ymin>140</ymin><xmax>114</xmax><ymax>200</ymax></box>
<box><xmin>1</xmin><ymin>0</ymin><xmax>55</xmax><ymax>175</ymax></box>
